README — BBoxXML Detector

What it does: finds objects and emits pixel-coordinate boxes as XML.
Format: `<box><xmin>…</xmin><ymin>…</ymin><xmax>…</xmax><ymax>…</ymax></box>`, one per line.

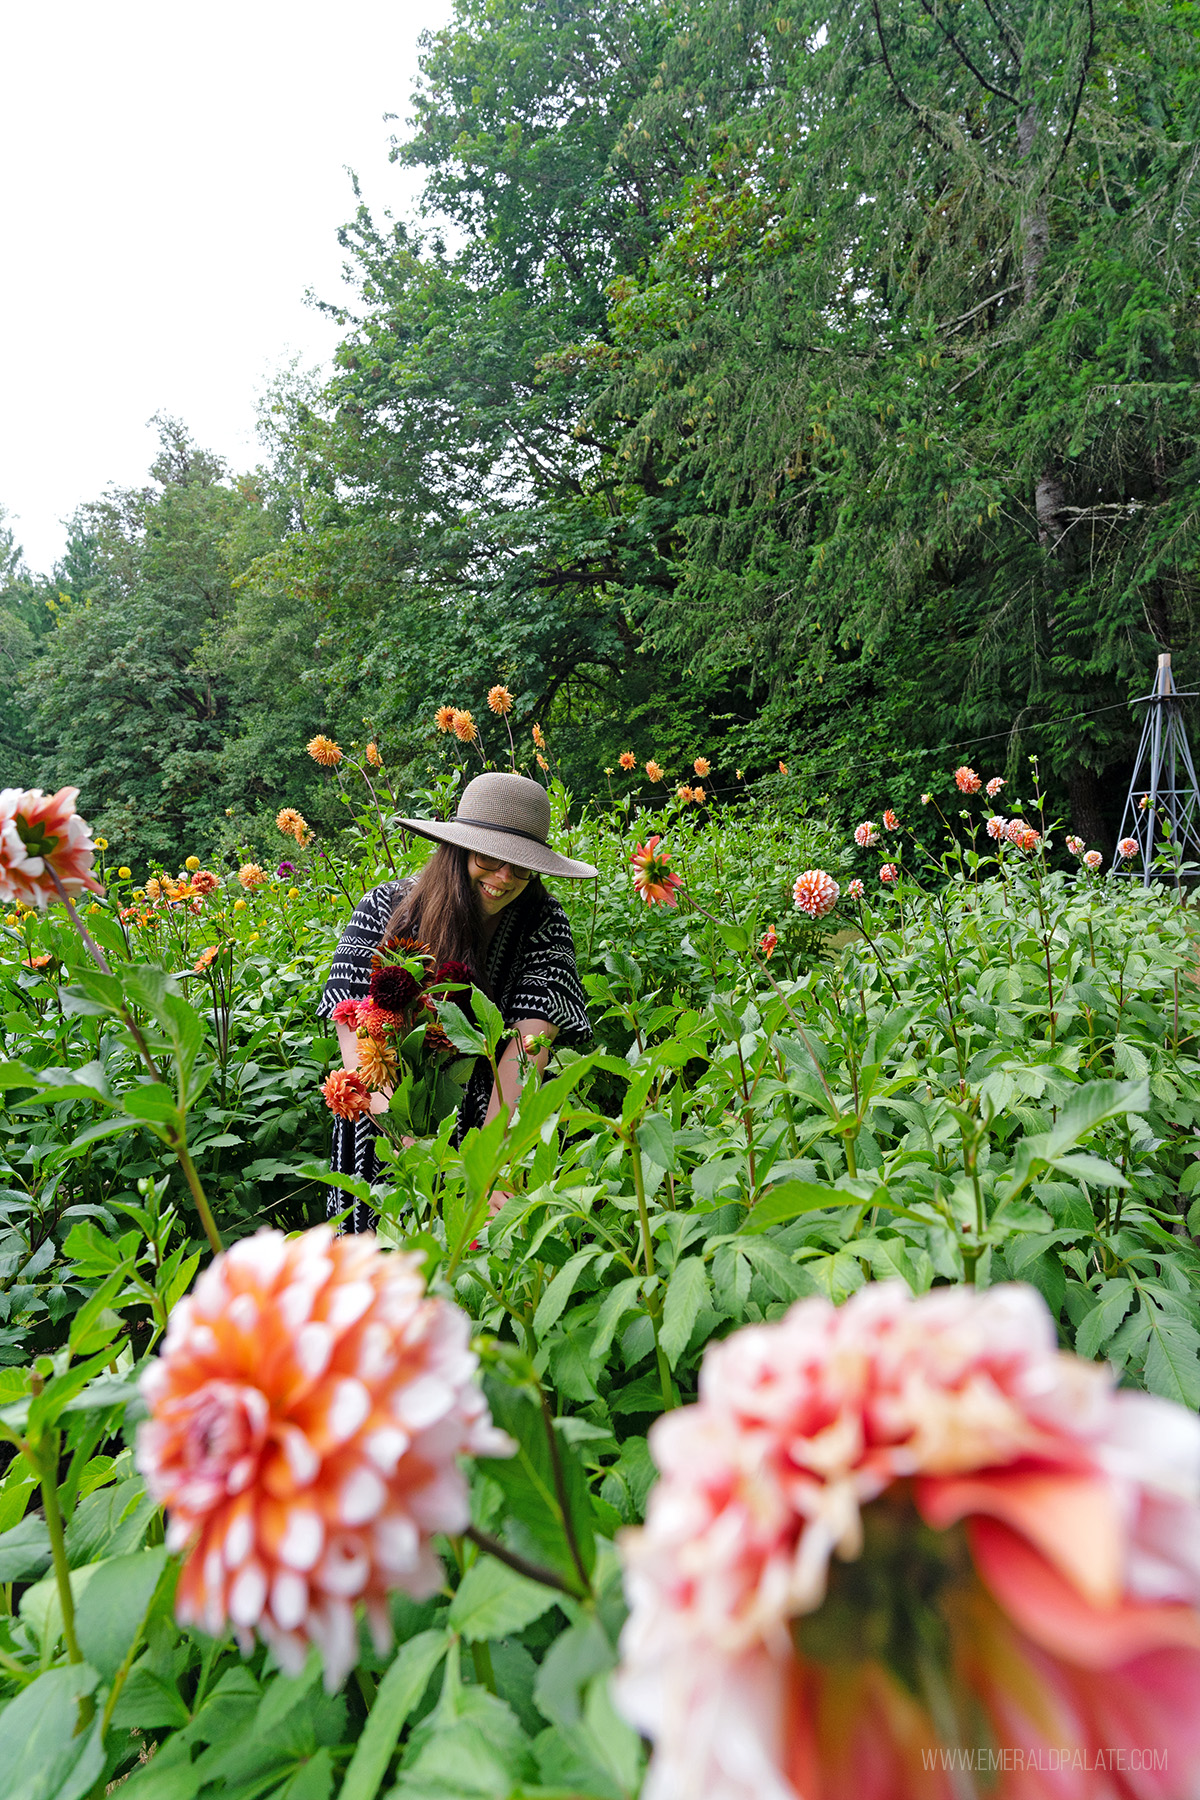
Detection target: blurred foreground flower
<box><xmin>631</xmin><ymin>837</ymin><xmax>682</xmax><ymax>907</ymax></box>
<box><xmin>792</xmin><ymin>870</ymin><xmax>839</xmax><ymax>917</ymax></box>
<box><xmin>615</xmin><ymin>1282</ymin><xmax>1200</xmax><ymax>1800</ymax></box>
<box><xmin>0</xmin><ymin>787</ymin><xmax>104</xmax><ymax>908</ymax></box>
<box><xmin>138</xmin><ymin>1228</ymin><xmax>513</xmax><ymax>1691</ymax></box>
<box><xmin>307</xmin><ymin>735</ymin><xmax>343</xmax><ymax>767</ymax></box>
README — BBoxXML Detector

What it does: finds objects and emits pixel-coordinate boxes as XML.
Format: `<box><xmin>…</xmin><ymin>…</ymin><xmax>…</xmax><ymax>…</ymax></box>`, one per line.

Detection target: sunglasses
<box><xmin>473</xmin><ymin>852</ymin><xmax>534</xmax><ymax>883</ymax></box>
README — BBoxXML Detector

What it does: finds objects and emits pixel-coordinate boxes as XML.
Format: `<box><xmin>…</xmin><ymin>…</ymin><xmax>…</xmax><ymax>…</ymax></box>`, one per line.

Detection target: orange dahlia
<box><xmin>692</xmin><ymin>784</ymin><xmax>706</xmax><ymax>804</ymax></box>
<box><xmin>276</xmin><ymin>808</ymin><xmax>309</xmax><ymax>843</ymax></box>
<box><xmin>759</xmin><ymin>928</ymin><xmax>778</xmax><ymax>957</ymax></box>
<box><xmin>693</xmin><ymin>756</ymin><xmax>711</xmax><ymax>777</ymax></box>
<box><xmin>434</xmin><ymin>706</ymin><xmax>456</xmax><ymax>733</ymax></box>
<box><xmin>307</xmin><ymin>736</ymin><xmax>343</xmax><ymax>768</ymax></box>
<box><xmin>238</xmin><ymin>863</ymin><xmax>268</xmax><ymax>891</ymax></box>
<box><xmin>354</xmin><ymin>1001</ymin><xmax>400</xmax><ymax>1041</ymax></box>
<box><xmin>677</xmin><ymin>785</ymin><xmax>695</xmax><ymax>803</ymax></box>
<box><xmin>365</xmin><ymin>742</ymin><xmax>382</xmax><ymax>767</ymax></box>
<box><xmin>631</xmin><ymin>837</ymin><xmax>682</xmax><ymax>908</ymax></box>
<box><xmin>452</xmin><ymin>710</ymin><xmax>477</xmax><ymax>744</ymax></box>
<box><xmin>882</xmin><ymin>808</ymin><xmax>900</xmax><ymax>832</ymax></box>
<box><xmin>954</xmin><ymin>764</ymin><xmax>982</xmax><ymax>794</ymax></box>
<box><xmin>194</xmin><ymin>946</ymin><xmax>219</xmax><ymax>972</ymax></box>
<box><xmin>321</xmin><ymin>1070</ymin><xmax>372</xmax><ymax>1120</ymax></box>
<box><xmin>645</xmin><ymin>760</ymin><xmax>664</xmax><ymax>783</ymax></box>
<box><xmin>137</xmin><ymin>1228</ymin><xmax>513</xmax><ymax>1690</ymax></box>
<box><xmin>0</xmin><ymin>786</ymin><xmax>104</xmax><ymax>908</ymax></box>
<box><xmin>616</xmin><ymin>1281</ymin><xmax>1200</xmax><ymax>1800</ymax></box>
<box><xmin>356</xmin><ymin>1036</ymin><xmax>398</xmax><ymax>1092</ymax></box>
<box><xmin>191</xmin><ymin>870</ymin><xmax>220</xmax><ymax>896</ymax></box>
<box><xmin>487</xmin><ymin>685</ymin><xmax>513</xmax><ymax>716</ymax></box>
<box><xmin>532</xmin><ymin>724</ymin><xmax>546</xmax><ymax>749</ymax></box>
<box><xmin>792</xmin><ymin>870</ymin><xmax>839</xmax><ymax>917</ymax></box>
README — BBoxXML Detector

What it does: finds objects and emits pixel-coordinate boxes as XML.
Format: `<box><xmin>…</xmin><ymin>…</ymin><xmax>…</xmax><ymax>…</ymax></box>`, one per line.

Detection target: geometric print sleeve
<box><xmin>316</xmin><ymin>881</ymin><xmax>408</xmax><ymax>1019</ymax></box>
<box><xmin>503</xmin><ymin>893</ymin><xmax>593</xmax><ymax>1048</ymax></box>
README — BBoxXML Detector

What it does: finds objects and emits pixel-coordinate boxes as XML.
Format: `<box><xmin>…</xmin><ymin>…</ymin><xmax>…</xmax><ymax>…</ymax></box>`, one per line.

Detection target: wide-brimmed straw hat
<box><xmin>400</xmin><ymin>772</ymin><xmax>597</xmax><ymax>879</ymax></box>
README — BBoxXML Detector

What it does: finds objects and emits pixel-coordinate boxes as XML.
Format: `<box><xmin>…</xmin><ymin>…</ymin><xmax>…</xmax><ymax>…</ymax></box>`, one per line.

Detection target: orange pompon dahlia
<box><xmin>354</xmin><ymin>1002</ymin><xmax>399</xmax><ymax>1041</ymax></box>
<box><xmin>365</xmin><ymin>742</ymin><xmax>382</xmax><ymax>767</ymax></box>
<box><xmin>138</xmin><ymin>1229</ymin><xmax>514</xmax><ymax>1690</ymax></box>
<box><xmin>792</xmin><ymin>869</ymin><xmax>839</xmax><ymax>918</ymax></box>
<box><xmin>194</xmin><ymin>946</ymin><xmax>219</xmax><ymax>972</ymax></box>
<box><xmin>276</xmin><ymin>808</ymin><xmax>309</xmax><ymax>843</ymax></box>
<box><xmin>692</xmin><ymin>784</ymin><xmax>706</xmax><ymax>805</ymax></box>
<box><xmin>322</xmin><ymin>1070</ymin><xmax>372</xmax><ymax>1120</ymax></box>
<box><xmin>631</xmin><ymin>837</ymin><xmax>682</xmax><ymax>908</ymax></box>
<box><xmin>693</xmin><ymin>756</ymin><xmax>712</xmax><ymax>777</ymax></box>
<box><xmin>191</xmin><ymin>869</ymin><xmax>220</xmax><ymax>896</ymax></box>
<box><xmin>356</xmin><ymin>1036</ymin><xmax>398</xmax><ymax>1092</ymax></box>
<box><xmin>307</xmin><ymin>736</ymin><xmax>343</xmax><ymax>767</ymax></box>
<box><xmin>615</xmin><ymin>1282</ymin><xmax>1200</xmax><ymax>1800</ymax></box>
<box><xmin>487</xmin><ymin>685</ymin><xmax>513</xmax><ymax>716</ymax></box>
<box><xmin>434</xmin><ymin>705</ymin><xmax>456</xmax><ymax>733</ymax></box>
<box><xmin>645</xmin><ymin>760</ymin><xmax>664</xmax><ymax>783</ymax></box>
<box><xmin>238</xmin><ymin>863</ymin><xmax>268</xmax><ymax>891</ymax></box>
<box><xmin>676</xmin><ymin>785</ymin><xmax>695</xmax><ymax>804</ymax></box>
<box><xmin>0</xmin><ymin>786</ymin><xmax>104</xmax><ymax>908</ymax></box>
<box><xmin>532</xmin><ymin>723</ymin><xmax>546</xmax><ymax>749</ymax></box>
<box><xmin>954</xmin><ymin>764</ymin><xmax>982</xmax><ymax>794</ymax></box>
<box><xmin>619</xmin><ymin>751</ymin><xmax>636</xmax><ymax>770</ymax></box>
<box><xmin>452</xmin><ymin>710</ymin><xmax>477</xmax><ymax>744</ymax></box>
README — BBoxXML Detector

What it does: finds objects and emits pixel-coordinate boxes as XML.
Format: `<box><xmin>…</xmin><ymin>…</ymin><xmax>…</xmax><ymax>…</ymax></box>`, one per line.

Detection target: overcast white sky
<box><xmin>1</xmin><ymin>0</ymin><xmax>453</xmax><ymax>574</ymax></box>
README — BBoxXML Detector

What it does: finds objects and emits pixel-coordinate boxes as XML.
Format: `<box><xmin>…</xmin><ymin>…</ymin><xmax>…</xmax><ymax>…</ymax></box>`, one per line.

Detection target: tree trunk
<box><xmin>1068</xmin><ymin>764</ymin><xmax>1110</xmax><ymax>852</ymax></box>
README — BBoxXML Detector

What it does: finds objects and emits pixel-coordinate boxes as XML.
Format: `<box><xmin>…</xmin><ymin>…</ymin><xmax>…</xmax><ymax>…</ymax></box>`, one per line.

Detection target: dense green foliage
<box><xmin>1</xmin><ymin>746</ymin><xmax>1199</xmax><ymax>1792</ymax></box>
<box><xmin>5</xmin><ymin>0</ymin><xmax>1200</xmax><ymax>866</ymax></box>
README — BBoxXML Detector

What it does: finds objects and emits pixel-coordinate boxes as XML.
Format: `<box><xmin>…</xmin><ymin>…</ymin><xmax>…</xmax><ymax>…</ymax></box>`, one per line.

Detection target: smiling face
<box><xmin>467</xmin><ymin>850</ymin><xmax>531</xmax><ymax>918</ymax></box>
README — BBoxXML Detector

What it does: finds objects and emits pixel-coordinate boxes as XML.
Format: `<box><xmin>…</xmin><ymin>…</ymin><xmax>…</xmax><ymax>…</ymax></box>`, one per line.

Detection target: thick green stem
<box><xmin>37</xmin><ymin>1432</ymin><xmax>92</xmax><ymax>1723</ymax></box>
<box><xmin>173</xmin><ymin>1141</ymin><xmax>224</xmax><ymax>1256</ymax></box>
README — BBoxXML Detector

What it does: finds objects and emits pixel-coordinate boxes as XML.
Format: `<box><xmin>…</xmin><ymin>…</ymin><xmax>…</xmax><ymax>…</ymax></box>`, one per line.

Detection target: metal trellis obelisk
<box><xmin>1114</xmin><ymin>653</ymin><xmax>1200</xmax><ymax>887</ymax></box>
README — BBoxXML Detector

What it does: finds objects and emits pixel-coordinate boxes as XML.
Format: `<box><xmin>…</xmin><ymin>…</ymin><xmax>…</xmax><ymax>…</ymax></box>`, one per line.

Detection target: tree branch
<box><xmin>916</xmin><ymin>0</ymin><xmax>1020</xmax><ymax>105</ymax></box>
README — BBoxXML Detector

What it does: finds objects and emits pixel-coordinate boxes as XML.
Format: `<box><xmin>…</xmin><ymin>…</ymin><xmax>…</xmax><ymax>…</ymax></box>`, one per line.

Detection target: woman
<box><xmin>318</xmin><ymin>770</ymin><xmax>596</xmax><ymax>1230</ymax></box>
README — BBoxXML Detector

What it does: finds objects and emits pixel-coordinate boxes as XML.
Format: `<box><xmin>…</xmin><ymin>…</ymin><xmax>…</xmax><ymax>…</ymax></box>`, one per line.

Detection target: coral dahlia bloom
<box><xmin>1066</xmin><ymin>835</ymin><xmax>1085</xmax><ymax>856</ymax></box>
<box><xmin>191</xmin><ymin>870</ymin><xmax>220</xmax><ymax>896</ymax></box>
<box><xmin>986</xmin><ymin>815</ymin><xmax>1007</xmax><ymax>841</ymax></box>
<box><xmin>694</xmin><ymin>757</ymin><xmax>712</xmax><ymax>777</ymax></box>
<box><xmin>879</xmin><ymin>863</ymin><xmax>898</xmax><ymax>884</ymax></box>
<box><xmin>615</xmin><ymin>1282</ymin><xmax>1200</xmax><ymax>1800</ymax></box>
<box><xmin>452</xmin><ymin>710</ymin><xmax>477</xmax><ymax>744</ymax></box>
<box><xmin>846</xmin><ymin>878</ymin><xmax>865</xmax><ymax>900</ymax></box>
<box><xmin>853</xmin><ymin>822</ymin><xmax>878</xmax><ymax>850</ymax></box>
<box><xmin>760</xmin><ymin>928</ymin><xmax>778</xmax><ymax>958</ymax></box>
<box><xmin>986</xmin><ymin>776</ymin><xmax>1006</xmax><ymax>798</ymax></box>
<box><xmin>532</xmin><ymin>724</ymin><xmax>546</xmax><ymax>750</ymax></box>
<box><xmin>631</xmin><ymin>838</ymin><xmax>683</xmax><ymax>908</ymax></box>
<box><xmin>1019</xmin><ymin>828</ymin><xmax>1042</xmax><ymax>853</ymax></box>
<box><xmin>1118</xmin><ymin>837</ymin><xmax>1139</xmax><ymax>860</ymax></box>
<box><xmin>138</xmin><ymin>1229</ymin><xmax>513</xmax><ymax>1691</ymax></box>
<box><xmin>238</xmin><ymin>864</ymin><xmax>268</xmax><ymax>891</ymax></box>
<box><xmin>434</xmin><ymin>706</ymin><xmax>456</xmax><ymax>733</ymax></box>
<box><xmin>619</xmin><ymin>751</ymin><xmax>636</xmax><ymax>771</ymax></box>
<box><xmin>792</xmin><ymin>870</ymin><xmax>839</xmax><ymax>918</ymax></box>
<box><xmin>646</xmin><ymin>760</ymin><xmax>664</xmax><ymax>783</ymax></box>
<box><xmin>882</xmin><ymin>808</ymin><xmax>899</xmax><ymax>833</ymax></box>
<box><xmin>1084</xmin><ymin>849</ymin><xmax>1104</xmax><ymax>872</ymax></box>
<box><xmin>954</xmin><ymin>765</ymin><xmax>982</xmax><ymax>794</ymax></box>
<box><xmin>276</xmin><ymin>808</ymin><xmax>309</xmax><ymax>843</ymax></box>
<box><xmin>677</xmin><ymin>785</ymin><xmax>695</xmax><ymax>803</ymax></box>
<box><xmin>487</xmin><ymin>685</ymin><xmax>513</xmax><ymax>716</ymax></box>
<box><xmin>322</xmin><ymin>1070</ymin><xmax>372</xmax><ymax>1120</ymax></box>
<box><xmin>1004</xmin><ymin>819</ymin><xmax>1029</xmax><ymax>846</ymax></box>
<box><xmin>331</xmin><ymin>998</ymin><xmax>362</xmax><ymax>1028</ymax></box>
<box><xmin>307</xmin><ymin>736</ymin><xmax>343</xmax><ymax>768</ymax></box>
<box><xmin>194</xmin><ymin>946</ymin><xmax>219</xmax><ymax>972</ymax></box>
<box><xmin>0</xmin><ymin>787</ymin><xmax>104</xmax><ymax>908</ymax></box>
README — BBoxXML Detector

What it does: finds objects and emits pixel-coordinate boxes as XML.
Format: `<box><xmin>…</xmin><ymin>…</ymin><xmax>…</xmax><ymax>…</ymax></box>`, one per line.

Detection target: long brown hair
<box><xmin>382</xmin><ymin>845</ymin><xmax>545</xmax><ymax>988</ymax></box>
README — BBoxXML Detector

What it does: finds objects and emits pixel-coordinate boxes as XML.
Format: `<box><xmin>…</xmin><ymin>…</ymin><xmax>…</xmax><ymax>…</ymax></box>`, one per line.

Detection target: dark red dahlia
<box><xmin>369</xmin><ymin>963</ymin><xmax>421</xmax><ymax>1012</ymax></box>
<box><xmin>432</xmin><ymin>960</ymin><xmax>475</xmax><ymax>1013</ymax></box>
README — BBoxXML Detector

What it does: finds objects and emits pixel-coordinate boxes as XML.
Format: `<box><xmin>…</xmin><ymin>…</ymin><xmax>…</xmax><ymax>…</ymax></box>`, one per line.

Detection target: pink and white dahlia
<box><xmin>0</xmin><ymin>787</ymin><xmax>104</xmax><ymax>909</ymax></box>
<box><xmin>846</xmin><ymin>878</ymin><xmax>865</xmax><ymax>901</ymax></box>
<box><xmin>853</xmin><ymin>822</ymin><xmax>878</xmax><ymax>849</ymax></box>
<box><xmin>879</xmin><ymin>863</ymin><xmax>898</xmax><ymax>884</ymax></box>
<box><xmin>882</xmin><ymin>809</ymin><xmax>900</xmax><ymax>833</ymax></box>
<box><xmin>1118</xmin><ymin>837</ymin><xmax>1139</xmax><ymax>860</ymax></box>
<box><xmin>138</xmin><ymin>1228</ymin><xmax>513</xmax><ymax>1691</ymax></box>
<box><xmin>986</xmin><ymin>776</ymin><xmax>1006</xmax><ymax>798</ymax></box>
<box><xmin>954</xmin><ymin>765</ymin><xmax>982</xmax><ymax>794</ymax></box>
<box><xmin>1084</xmin><ymin>849</ymin><xmax>1104</xmax><ymax>872</ymax></box>
<box><xmin>792</xmin><ymin>870</ymin><xmax>839</xmax><ymax>919</ymax></box>
<box><xmin>615</xmin><ymin>1282</ymin><xmax>1200</xmax><ymax>1800</ymax></box>
<box><xmin>1066</xmin><ymin>836</ymin><xmax>1085</xmax><ymax>857</ymax></box>
<box><xmin>986</xmin><ymin>815</ymin><xmax>1006</xmax><ymax>841</ymax></box>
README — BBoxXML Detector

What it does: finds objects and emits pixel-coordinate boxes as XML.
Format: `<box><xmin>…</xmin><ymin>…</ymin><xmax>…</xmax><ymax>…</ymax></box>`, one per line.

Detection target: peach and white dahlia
<box><xmin>0</xmin><ymin>787</ymin><xmax>104</xmax><ymax>909</ymax></box>
<box><xmin>238</xmin><ymin>863</ymin><xmax>268</xmax><ymax>891</ymax></box>
<box><xmin>986</xmin><ymin>776</ymin><xmax>1006</xmax><ymax>798</ymax></box>
<box><xmin>879</xmin><ymin>863</ymin><xmax>898</xmax><ymax>884</ymax></box>
<box><xmin>1004</xmin><ymin>818</ymin><xmax>1029</xmax><ymax>846</ymax></box>
<box><xmin>631</xmin><ymin>837</ymin><xmax>682</xmax><ymax>908</ymax></box>
<box><xmin>138</xmin><ymin>1228</ymin><xmax>513</xmax><ymax>1691</ymax></box>
<box><xmin>615</xmin><ymin>1282</ymin><xmax>1200</xmax><ymax>1800</ymax></box>
<box><xmin>954</xmin><ymin>765</ymin><xmax>982</xmax><ymax>794</ymax></box>
<box><xmin>1118</xmin><ymin>837</ymin><xmax>1139</xmax><ymax>860</ymax></box>
<box><xmin>853</xmin><ymin>822</ymin><xmax>878</xmax><ymax>849</ymax></box>
<box><xmin>792</xmin><ymin>870</ymin><xmax>839</xmax><ymax>918</ymax></box>
<box><xmin>846</xmin><ymin>878</ymin><xmax>865</xmax><ymax>900</ymax></box>
<box><xmin>646</xmin><ymin>760</ymin><xmax>665</xmax><ymax>783</ymax></box>
<box><xmin>986</xmin><ymin>815</ymin><xmax>1006</xmax><ymax>841</ymax></box>
<box><xmin>487</xmin><ymin>685</ymin><xmax>513</xmax><ymax>716</ymax></box>
<box><xmin>694</xmin><ymin>757</ymin><xmax>712</xmax><ymax>777</ymax></box>
<box><xmin>1084</xmin><ymin>849</ymin><xmax>1104</xmax><ymax>872</ymax></box>
<box><xmin>882</xmin><ymin>808</ymin><xmax>900</xmax><ymax>833</ymax></box>
<box><xmin>307</xmin><ymin>736</ymin><xmax>343</xmax><ymax>767</ymax></box>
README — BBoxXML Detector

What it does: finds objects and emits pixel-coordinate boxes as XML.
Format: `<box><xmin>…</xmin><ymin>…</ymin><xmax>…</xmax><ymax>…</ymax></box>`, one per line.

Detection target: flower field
<box><xmin>2</xmin><ymin>739</ymin><xmax>1200</xmax><ymax>1797</ymax></box>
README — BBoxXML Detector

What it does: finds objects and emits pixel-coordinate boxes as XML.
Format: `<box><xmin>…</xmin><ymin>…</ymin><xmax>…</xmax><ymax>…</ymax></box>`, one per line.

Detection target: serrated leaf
<box><xmin>532</xmin><ymin>1248</ymin><xmax>601</xmax><ymax>1336</ymax></box>
<box><xmin>659</xmin><ymin>1257</ymin><xmax>708</xmax><ymax>1368</ymax></box>
<box><xmin>448</xmin><ymin>1555</ymin><xmax>558</xmax><ymax>1641</ymax></box>
<box><xmin>1074</xmin><ymin>1281</ymin><xmax>1135</xmax><ymax>1360</ymax></box>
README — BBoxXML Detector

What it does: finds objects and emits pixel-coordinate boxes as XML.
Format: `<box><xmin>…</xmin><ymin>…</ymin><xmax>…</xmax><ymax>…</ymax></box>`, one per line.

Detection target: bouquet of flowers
<box><xmin>323</xmin><ymin>937</ymin><xmax>477</xmax><ymax>1140</ymax></box>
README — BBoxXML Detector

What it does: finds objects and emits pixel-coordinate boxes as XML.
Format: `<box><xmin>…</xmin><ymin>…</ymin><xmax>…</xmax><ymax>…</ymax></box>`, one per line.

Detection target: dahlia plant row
<box><xmin>1</xmin><ymin>753</ymin><xmax>1200</xmax><ymax>1798</ymax></box>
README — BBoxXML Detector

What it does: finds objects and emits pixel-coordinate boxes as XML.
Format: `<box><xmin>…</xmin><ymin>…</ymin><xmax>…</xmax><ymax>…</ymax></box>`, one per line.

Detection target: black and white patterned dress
<box><xmin>317</xmin><ymin>879</ymin><xmax>592</xmax><ymax>1229</ymax></box>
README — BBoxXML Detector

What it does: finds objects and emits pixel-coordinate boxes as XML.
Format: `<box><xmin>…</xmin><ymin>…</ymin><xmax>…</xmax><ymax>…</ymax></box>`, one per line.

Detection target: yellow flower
<box><xmin>118</xmin><ymin>866</ymin><xmax>132</xmax><ymax>879</ymax></box>
<box><xmin>185</xmin><ymin>856</ymin><xmax>200</xmax><ymax>871</ymax></box>
<box><xmin>247</xmin><ymin>932</ymin><xmax>260</xmax><ymax>944</ymax></box>
<box><xmin>94</xmin><ymin>837</ymin><xmax>108</xmax><ymax>850</ymax></box>
<box><xmin>736</xmin><ymin>769</ymin><xmax>744</xmax><ymax>780</ymax></box>
<box><xmin>86</xmin><ymin>903</ymin><xmax>102</xmax><ymax>915</ymax></box>
<box><xmin>4</xmin><ymin>913</ymin><xmax>17</xmax><ymax>926</ymax></box>
<box><xmin>288</xmin><ymin>886</ymin><xmax>300</xmax><ymax>899</ymax></box>
<box><xmin>234</xmin><ymin>898</ymin><xmax>247</xmax><ymax>912</ymax></box>
<box><xmin>307</xmin><ymin>734</ymin><xmax>343</xmax><ymax>767</ymax></box>
<box><xmin>132</xmin><ymin>887</ymin><xmax>146</xmax><ymax>900</ymax></box>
